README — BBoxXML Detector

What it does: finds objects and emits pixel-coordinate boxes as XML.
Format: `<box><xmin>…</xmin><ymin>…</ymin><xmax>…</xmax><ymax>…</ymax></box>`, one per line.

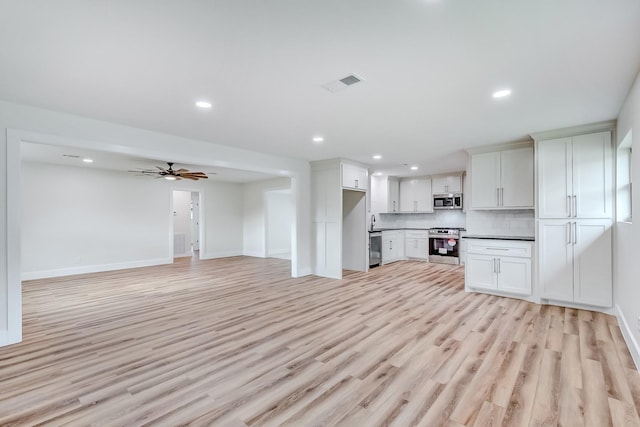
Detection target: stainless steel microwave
<box><xmin>433</xmin><ymin>194</ymin><xmax>462</xmax><ymax>210</ymax></box>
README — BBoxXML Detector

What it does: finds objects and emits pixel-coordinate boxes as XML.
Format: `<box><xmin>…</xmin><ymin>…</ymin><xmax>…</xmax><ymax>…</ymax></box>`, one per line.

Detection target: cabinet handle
<box><xmin>567</xmin><ymin>196</ymin><xmax>571</xmax><ymax>217</ymax></box>
<box><xmin>496</xmin><ymin>188</ymin><xmax>500</xmax><ymax>206</ymax></box>
<box><xmin>500</xmin><ymin>188</ymin><xmax>504</xmax><ymax>206</ymax></box>
<box><xmin>390</xmin><ymin>241</ymin><xmax>393</xmax><ymax>250</ymax></box>
<box><xmin>493</xmin><ymin>258</ymin><xmax>496</xmax><ymax>273</ymax></box>
<box><xmin>573</xmin><ymin>222</ymin><xmax>577</xmax><ymax>245</ymax></box>
<box><xmin>567</xmin><ymin>222</ymin><xmax>571</xmax><ymax>245</ymax></box>
<box><xmin>355</xmin><ymin>179</ymin><xmax>359</xmax><ymax>188</ymax></box>
<box><xmin>445</xmin><ymin>185</ymin><xmax>449</xmax><ymax>192</ymax></box>
<box><xmin>573</xmin><ymin>195</ymin><xmax>577</xmax><ymax>217</ymax></box>
<box><xmin>497</xmin><ymin>258</ymin><xmax>501</xmax><ymax>274</ymax></box>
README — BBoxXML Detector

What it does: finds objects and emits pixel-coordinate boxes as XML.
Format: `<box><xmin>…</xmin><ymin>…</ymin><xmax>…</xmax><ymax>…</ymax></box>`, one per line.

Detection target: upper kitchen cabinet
<box><xmin>537</xmin><ymin>131</ymin><xmax>612</xmax><ymax>219</ymax></box>
<box><xmin>371</xmin><ymin>175</ymin><xmax>400</xmax><ymax>213</ymax></box>
<box><xmin>468</xmin><ymin>142</ymin><xmax>534</xmax><ymax>210</ymax></box>
<box><xmin>432</xmin><ymin>173</ymin><xmax>463</xmax><ymax>194</ymax></box>
<box><xmin>341</xmin><ymin>163</ymin><xmax>369</xmax><ymax>191</ymax></box>
<box><xmin>400</xmin><ymin>177</ymin><xmax>433</xmax><ymax>213</ymax></box>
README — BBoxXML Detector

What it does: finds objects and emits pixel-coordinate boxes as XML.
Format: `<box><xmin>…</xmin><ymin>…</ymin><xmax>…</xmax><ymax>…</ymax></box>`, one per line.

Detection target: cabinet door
<box><xmin>470</xmin><ymin>152</ymin><xmax>500</xmax><ymax>208</ymax></box>
<box><xmin>465</xmin><ymin>254</ymin><xmax>498</xmax><ymax>290</ymax></box>
<box><xmin>501</xmin><ymin>147</ymin><xmax>534</xmax><ymax>208</ymax></box>
<box><xmin>538</xmin><ymin>220</ymin><xmax>574</xmax><ymax>302</ymax></box>
<box><xmin>446</xmin><ymin>175</ymin><xmax>463</xmax><ymax>193</ymax></box>
<box><xmin>572</xmin><ymin>132</ymin><xmax>612</xmax><ymax>219</ymax></box>
<box><xmin>388</xmin><ymin>178</ymin><xmax>400</xmax><ymax>212</ymax></box>
<box><xmin>538</xmin><ymin>138</ymin><xmax>572</xmax><ymax>218</ymax></box>
<box><xmin>497</xmin><ymin>257</ymin><xmax>531</xmax><ymax>295</ymax></box>
<box><xmin>382</xmin><ymin>232</ymin><xmax>398</xmax><ymax>263</ymax></box>
<box><xmin>342</xmin><ymin>164</ymin><xmax>368</xmax><ymax>190</ymax></box>
<box><xmin>573</xmin><ymin>220</ymin><xmax>612</xmax><ymax>307</ymax></box>
<box><xmin>400</xmin><ymin>179</ymin><xmax>417</xmax><ymax>212</ymax></box>
<box><xmin>405</xmin><ymin>238</ymin><xmax>428</xmax><ymax>259</ymax></box>
<box><xmin>415</xmin><ymin>178</ymin><xmax>433</xmax><ymax>212</ymax></box>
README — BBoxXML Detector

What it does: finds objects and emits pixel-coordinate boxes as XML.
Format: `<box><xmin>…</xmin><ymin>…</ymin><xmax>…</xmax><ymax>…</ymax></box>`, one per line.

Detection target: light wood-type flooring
<box><xmin>1</xmin><ymin>256</ymin><xmax>639</xmax><ymax>426</ymax></box>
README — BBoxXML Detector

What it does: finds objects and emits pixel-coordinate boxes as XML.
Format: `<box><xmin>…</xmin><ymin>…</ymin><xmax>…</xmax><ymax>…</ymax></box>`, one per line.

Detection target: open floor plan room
<box><xmin>1</xmin><ymin>257</ymin><xmax>639</xmax><ymax>426</ymax></box>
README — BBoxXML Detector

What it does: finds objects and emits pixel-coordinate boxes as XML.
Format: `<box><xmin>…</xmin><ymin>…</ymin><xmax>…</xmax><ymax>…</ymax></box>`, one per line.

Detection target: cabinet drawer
<box><xmin>466</xmin><ymin>239</ymin><xmax>532</xmax><ymax>258</ymax></box>
<box><xmin>405</xmin><ymin>231</ymin><xmax>428</xmax><ymax>239</ymax></box>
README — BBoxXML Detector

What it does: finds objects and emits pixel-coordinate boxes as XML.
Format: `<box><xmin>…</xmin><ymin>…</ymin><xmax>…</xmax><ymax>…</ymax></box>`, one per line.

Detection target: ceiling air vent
<box><xmin>322</xmin><ymin>73</ymin><xmax>364</xmax><ymax>93</ymax></box>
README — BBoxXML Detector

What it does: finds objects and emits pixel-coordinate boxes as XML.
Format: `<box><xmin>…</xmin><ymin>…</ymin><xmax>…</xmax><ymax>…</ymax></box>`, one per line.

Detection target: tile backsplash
<box><xmin>375</xmin><ymin>210</ymin><xmax>466</xmax><ymax>229</ymax></box>
<box><xmin>465</xmin><ymin>209</ymin><xmax>535</xmax><ymax>236</ymax></box>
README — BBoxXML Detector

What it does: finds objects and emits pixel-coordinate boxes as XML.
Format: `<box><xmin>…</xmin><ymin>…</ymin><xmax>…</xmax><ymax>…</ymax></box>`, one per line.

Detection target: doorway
<box><xmin>172</xmin><ymin>190</ymin><xmax>203</xmax><ymax>259</ymax></box>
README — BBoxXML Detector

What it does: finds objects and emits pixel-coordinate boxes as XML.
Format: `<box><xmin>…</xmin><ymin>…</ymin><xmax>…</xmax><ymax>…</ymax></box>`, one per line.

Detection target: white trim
<box><xmin>200</xmin><ymin>250</ymin><xmax>243</xmax><ymax>260</ymax></box>
<box><xmin>530</xmin><ymin>120</ymin><xmax>616</xmax><ymax>142</ymax></box>
<box><xmin>242</xmin><ymin>250</ymin><xmax>266</xmax><ymax>258</ymax></box>
<box><xmin>466</xmin><ymin>139</ymin><xmax>533</xmax><ymax>155</ymax></box>
<box><xmin>616</xmin><ymin>305</ymin><xmax>640</xmax><ymax>372</ymax></box>
<box><xmin>5</xmin><ymin>129</ymin><xmax>22</xmax><ymax>345</ymax></box>
<box><xmin>21</xmin><ymin>258</ymin><xmax>173</xmax><ymax>281</ymax></box>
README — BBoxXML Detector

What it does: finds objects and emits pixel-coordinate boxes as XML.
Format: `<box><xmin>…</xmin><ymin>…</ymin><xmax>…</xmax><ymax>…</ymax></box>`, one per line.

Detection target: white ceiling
<box><xmin>2</xmin><ymin>1</ymin><xmax>640</xmax><ymax>177</ymax></box>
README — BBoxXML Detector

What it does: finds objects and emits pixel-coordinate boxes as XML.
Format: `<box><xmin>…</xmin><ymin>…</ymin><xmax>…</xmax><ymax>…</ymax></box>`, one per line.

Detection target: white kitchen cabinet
<box><xmin>388</xmin><ymin>178</ymin><xmax>400</xmax><ymax>212</ymax></box>
<box><xmin>371</xmin><ymin>176</ymin><xmax>400</xmax><ymax>213</ymax></box>
<box><xmin>400</xmin><ymin>178</ymin><xmax>432</xmax><ymax>212</ymax></box>
<box><xmin>537</xmin><ymin>131</ymin><xmax>612</xmax><ymax>219</ymax></box>
<box><xmin>382</xmin><ymin>230</ymin><xmax>404</xmax><ymax>264</ymax></box>
<box><xmin>342</xmin><ymin>163</ymin><xmax>369</xmax><ymax>191</ymax></box>
<box><xmin>432</xmin><ymin>173</ymin><xmax>463</xmax><ymax>194</ymax></box>
<box><xmin>465</xmin><ymin>239</ymin><xmax>532</xmax><ymax>296</ymax></box>
<box><xmin>538</xmin><ymin>219</ymin><xmax>612</xmax><ymax>307</ymax></box>
<box><xmin>470</xmin><ymin>145</ymin><xmax>533</xmax><ymax>209</ymax></box>
<box><xmin>405</xmin><ymin>231</ymin><xmax>428</xmax><ymax>259</ymax></box>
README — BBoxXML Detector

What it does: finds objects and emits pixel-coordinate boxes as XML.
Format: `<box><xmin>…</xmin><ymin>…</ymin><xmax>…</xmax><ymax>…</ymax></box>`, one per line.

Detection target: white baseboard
<box><xmin>200</xmin><ymin>250</ymin><xmax>243</xmax><ymax>260</ymax></box>
<box><xmin>21</xmin><ymin>258</ymin><xmax>173</xmax><ymax>281</ymax></box>
<box><xmin>616</xmin><ymin>305</ymin><xmax>640</xmax><ymax>372</ymax></box>
<box><xmin>241</xmin><ymin>250</ymin><xmax>265</xmax><ymax>258</ymax></box>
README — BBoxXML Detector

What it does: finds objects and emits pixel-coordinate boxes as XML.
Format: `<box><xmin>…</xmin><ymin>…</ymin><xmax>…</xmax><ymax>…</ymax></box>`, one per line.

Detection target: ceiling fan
<box><xmin>129</xmin><ymin>162</ymin><xmax>209</xmax><ymax>181</ymax></box>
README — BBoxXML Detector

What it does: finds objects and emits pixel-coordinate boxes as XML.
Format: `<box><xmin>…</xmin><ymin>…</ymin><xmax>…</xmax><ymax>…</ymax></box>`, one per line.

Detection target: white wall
<box><xmin>243</xmin><ymin>178</ymin><xmax>291</xmax><ymax>258</ymax></box>
<box><xmin>615</xmin><ymin>70</ymin><xmax>640</xmax><ymax>369</ymax></box>
<box><xmin>20</xmin><ymin>161</ymin><xmax>246</xmax><ymax>279</ymax></box>
<box><xmin>21</xmin><ymin>162</ymin><xmax>171</xmax><ymax>278</ymax></box>
<box><xmin>266</xmin><ymin>190</ymin><xmax>292</xmax><ymax>258</ymax></box>
<box><xmin>0</xmin><ymin>99</ymin><xmax>311</xmax><ymax>346</ymax></box>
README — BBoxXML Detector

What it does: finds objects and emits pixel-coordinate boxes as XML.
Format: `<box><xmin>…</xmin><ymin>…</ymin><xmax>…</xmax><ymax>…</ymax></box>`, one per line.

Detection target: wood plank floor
<box><xmin>1</xmin><ymin>257</ymin><xmax>639</xmax><ymax>426</ymax></box>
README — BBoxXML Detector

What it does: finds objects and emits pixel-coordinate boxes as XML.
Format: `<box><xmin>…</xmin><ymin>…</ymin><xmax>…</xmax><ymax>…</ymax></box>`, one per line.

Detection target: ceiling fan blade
<box><xmin>174</xmin><ymin>168</ymin><xmax>189</xmax><ymax>173</ymax></box>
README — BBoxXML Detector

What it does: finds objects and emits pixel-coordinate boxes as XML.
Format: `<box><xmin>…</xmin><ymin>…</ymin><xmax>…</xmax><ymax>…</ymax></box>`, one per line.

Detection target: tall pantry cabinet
<box><xmin>534</xmin><ymin>129</ymin><xmax>613</xmax><ymax>307</ymax></box>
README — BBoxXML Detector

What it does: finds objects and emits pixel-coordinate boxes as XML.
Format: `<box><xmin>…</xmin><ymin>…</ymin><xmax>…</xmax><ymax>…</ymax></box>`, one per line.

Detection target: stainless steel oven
<box><xmin>428</xmin><ymin>228</ymin><xmax>461</xmax><ymax>265</ymax></box>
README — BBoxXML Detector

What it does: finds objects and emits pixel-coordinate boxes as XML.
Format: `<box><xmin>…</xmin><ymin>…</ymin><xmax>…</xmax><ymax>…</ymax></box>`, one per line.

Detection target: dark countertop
<box><xmin>369</xmin><ymin>227</ymin><xmax>466</xmax><ymax>233</ymax></box>
<box><xmin>463</xmin><ymin>235</ymin><xmax>535</xmax><ymax>241</ymax></box>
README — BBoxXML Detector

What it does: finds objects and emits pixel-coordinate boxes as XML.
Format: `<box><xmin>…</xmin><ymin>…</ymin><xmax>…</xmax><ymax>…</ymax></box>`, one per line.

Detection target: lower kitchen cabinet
<box><xmin>382</xmin><ymin>230</ymin><xmax>404</xmax><ymax>264</ymax></box>
<box><xmin>538</xmin><ymin>219</ymin><xmax>612</xmax><ymax>307</ymax></box>
<box><xmin>465</xmin><ymin>239</ymin><xmax>532</xmax><ymax>296</ymax></box>
<box><xmin>405</xmin><ymin>231</ymin><xmax>428</xmax><ymax>260</ymax></box>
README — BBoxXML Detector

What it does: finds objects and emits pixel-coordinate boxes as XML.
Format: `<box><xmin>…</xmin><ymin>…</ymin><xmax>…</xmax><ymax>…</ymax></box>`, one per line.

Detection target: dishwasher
<box><xmin>369</xmin><ymin>232</ymin><xmax>382</xmax><ymax>268</ymax></box>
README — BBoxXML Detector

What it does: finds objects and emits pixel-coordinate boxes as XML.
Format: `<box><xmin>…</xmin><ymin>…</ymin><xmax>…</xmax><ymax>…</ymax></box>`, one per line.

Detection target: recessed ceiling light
<box><xmin>492</xmin><ymin>89</ymin><xmax>512</xmax><ymax>99</ymax></box>
<box><xmin>195</xmin><ymin>100</ymin><xmax>212</xmax><ymax>109</ymax></box>
<box><xmin>82</xmin><ymin>158</ymin><xmax>93</xmax><ymax>163</ymax></box>
<box><xmin>410</xmin><ymin>166</ymin><xmax>419</xmax><ymax>171</ymax></box>
<box><xmin>372</xmin><ymin>154</ymin><xmax>382</xmax><ymax>160</ymax></box>
<box><xmin>312</xmin><ymin>136</ymin><xmax>324</xmax><ymax>143</ymax></box>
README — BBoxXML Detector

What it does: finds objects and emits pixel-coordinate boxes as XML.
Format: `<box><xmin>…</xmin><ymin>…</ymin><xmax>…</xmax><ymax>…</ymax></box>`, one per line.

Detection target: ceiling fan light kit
<box><xmin>129</xmin><ymin>162</ymin><xmax>208</xmax><ymax>181</ymax></box>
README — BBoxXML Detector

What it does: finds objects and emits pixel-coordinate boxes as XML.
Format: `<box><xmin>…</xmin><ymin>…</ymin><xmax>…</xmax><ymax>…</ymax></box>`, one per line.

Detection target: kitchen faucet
<box><xmin>370</xmin><ymin>214</ymin><xmax>376</xmax><ymax>231</ymax></box>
